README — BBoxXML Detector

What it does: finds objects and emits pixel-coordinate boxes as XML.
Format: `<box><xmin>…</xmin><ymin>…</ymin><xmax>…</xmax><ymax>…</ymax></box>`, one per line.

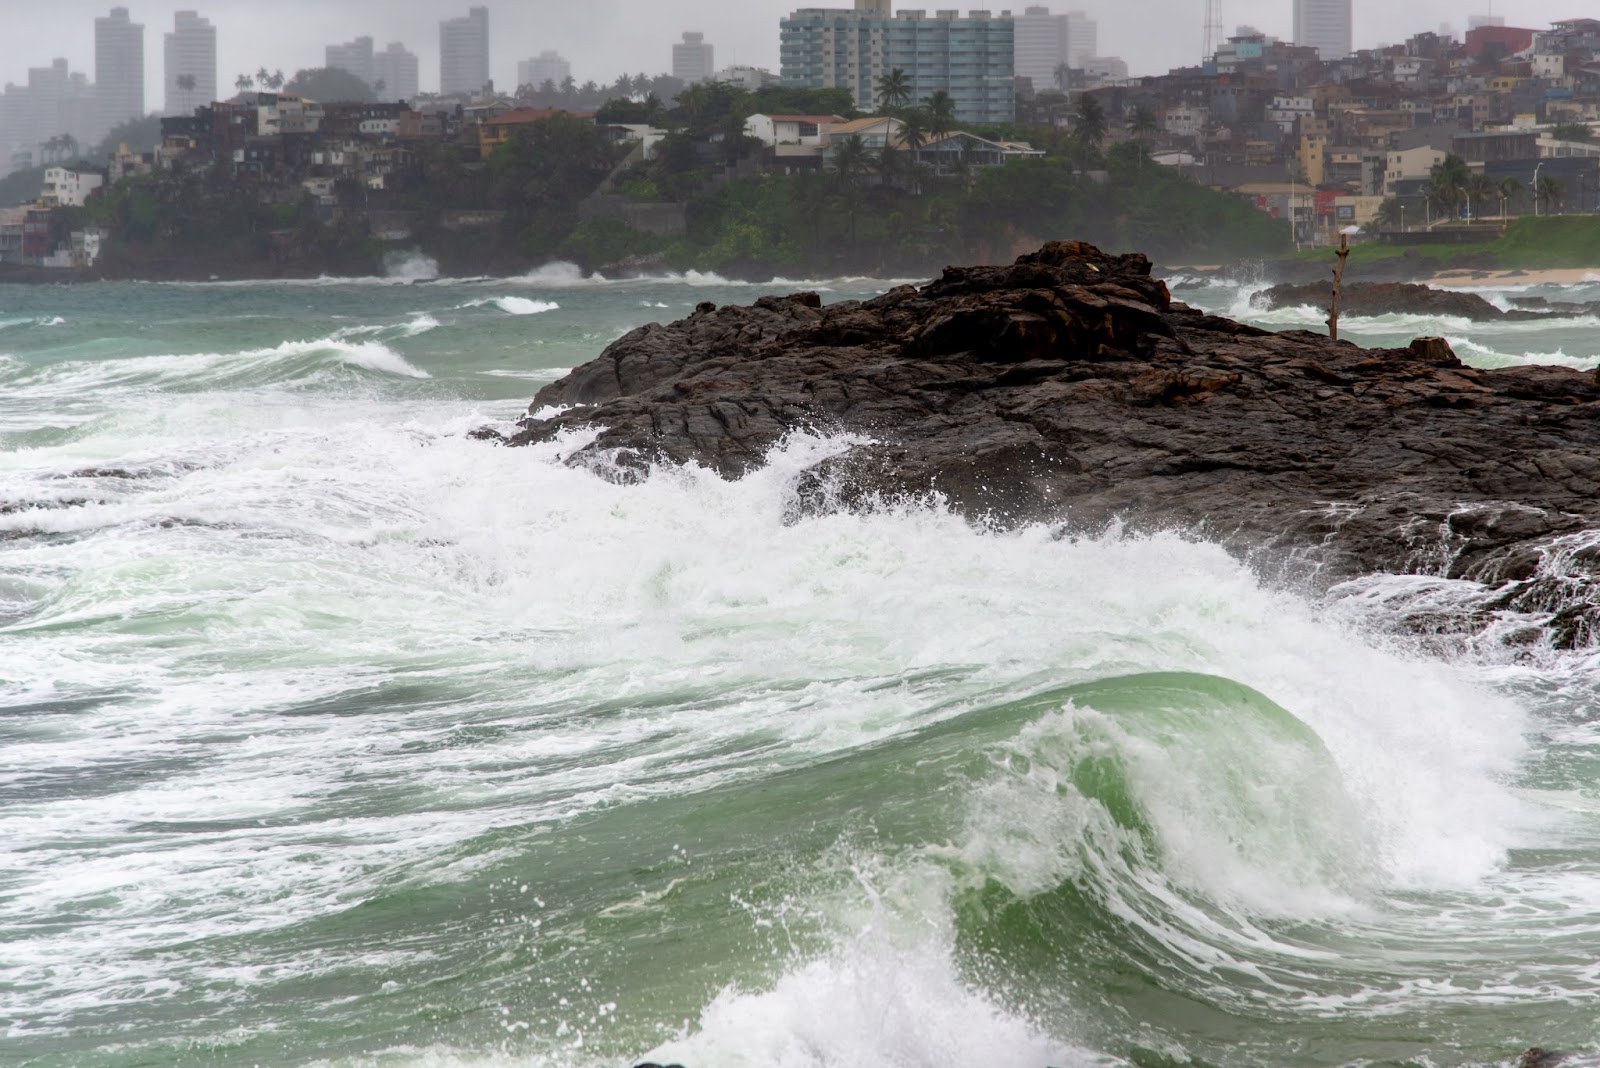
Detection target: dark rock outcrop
<box><xmin>1259</xmin><ymin>280</ymin><xmax>1600</xmax><ymax>322</ymax></box>
<box><xmin>510</xmin><ymin>240</ymin><xmax>1600</xmax><ymax>647</ymax></box>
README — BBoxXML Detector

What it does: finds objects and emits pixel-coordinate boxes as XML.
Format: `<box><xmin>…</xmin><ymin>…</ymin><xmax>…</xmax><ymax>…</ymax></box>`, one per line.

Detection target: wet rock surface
<box><xmin>509</xmin><ymin>241</ymin><xmax>1600</xmax><ymax>647</ymax></box>
<box><xmin>1259</xmin><ymin>280</ymin><xmax>1600</xmax><ymax>322</ymax></box>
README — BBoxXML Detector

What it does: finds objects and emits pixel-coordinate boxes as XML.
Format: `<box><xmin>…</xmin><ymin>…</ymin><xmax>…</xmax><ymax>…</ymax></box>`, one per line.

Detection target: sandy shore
<box><xmin>1428</xmin><ymin>267</ymin><xmax>1600</xmax><ymax>288</ymax></box>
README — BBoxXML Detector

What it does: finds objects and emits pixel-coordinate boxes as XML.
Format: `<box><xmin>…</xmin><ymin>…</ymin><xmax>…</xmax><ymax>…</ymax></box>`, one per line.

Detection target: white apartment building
<box><xmin>41</xmin><ymin>167</ymin><xmax>104</xmax><ymax>207</ymax></box>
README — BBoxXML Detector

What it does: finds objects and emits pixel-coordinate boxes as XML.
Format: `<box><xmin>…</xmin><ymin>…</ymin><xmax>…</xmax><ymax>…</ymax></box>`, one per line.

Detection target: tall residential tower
<box><xmin>95</xmin><ymin>7</ymin><xmax>145</xmax><ymax>139</ymax></box>
<box><xmin>1292</xmin><ymin>0</ymin><xmax>1353</xmax><ymax>59</ymax></box>
<box><xmin>440</xmin><ymin>7</ymin><xmax>491</xmax><ymax>96</ymax></box>
<box><xmin>518</xmin><ymin>51</ymin><xmax>572</xmax><ymax>90</ymax></box>
<box><xmin>672</xmin><ymin>33</ymin><xmax>715</xmax><ymax>84</ymax></box>
<box><xmin>373</xmin><ymin>42</ymin><xmax>420</xmax><ymax>100</ymax></box>
<box><xmin>164</xmin><ymin>11</ymin><xmax>216</xmax><ymax>116</ymax></box>
<box><xmin>780</xmin><ymin>6</ymin><xmax>1015</xmax><ymax>125</ymax></box>
<box><xmin>326</xmin><ymin>36</ymin><xmax>376</xmax><ymax>88</ymax></box>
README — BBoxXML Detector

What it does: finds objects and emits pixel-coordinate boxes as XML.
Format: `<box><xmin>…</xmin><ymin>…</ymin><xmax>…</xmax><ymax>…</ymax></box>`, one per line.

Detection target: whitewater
<box><xmin>2</xmin><ymin>264</ymin><xmax>1599</xmax><ymax>1068</ymax></box>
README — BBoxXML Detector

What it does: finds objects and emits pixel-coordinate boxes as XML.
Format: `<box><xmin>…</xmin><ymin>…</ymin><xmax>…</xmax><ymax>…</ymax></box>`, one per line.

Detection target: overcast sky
<box><xmin>0</xmin><ymin>0</ymin><xmax>1575</xmax><ymax>102</ymax></box>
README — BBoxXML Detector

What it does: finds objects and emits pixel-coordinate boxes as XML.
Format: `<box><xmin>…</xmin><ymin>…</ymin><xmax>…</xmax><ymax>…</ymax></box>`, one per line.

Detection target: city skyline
<box><xmin>0</xmin><ymin>0</ymin><xmax>1586</xmax><ymax>107</ymax></box>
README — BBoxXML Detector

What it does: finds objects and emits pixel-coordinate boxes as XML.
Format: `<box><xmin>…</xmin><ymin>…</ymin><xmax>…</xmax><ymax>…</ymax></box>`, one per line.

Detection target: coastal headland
<box><xmin>507</xmin><ymin>240</ymin><xmax>1600</xmax><ymax>647</ymax></box>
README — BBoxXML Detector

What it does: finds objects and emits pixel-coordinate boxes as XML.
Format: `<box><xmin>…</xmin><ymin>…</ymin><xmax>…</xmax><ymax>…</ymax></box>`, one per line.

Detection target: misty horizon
<box><xmin>0</xmin><ymin>0</ymin><xmax>1578</xmax><ymax>107</ymax></box>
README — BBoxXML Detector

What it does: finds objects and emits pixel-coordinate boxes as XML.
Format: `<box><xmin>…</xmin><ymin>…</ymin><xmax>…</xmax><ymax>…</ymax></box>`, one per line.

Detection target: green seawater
<box><xmin>1</xmin><ymin>269</ymin><xmax>1598</xmax><ymax>1068</ymax></box>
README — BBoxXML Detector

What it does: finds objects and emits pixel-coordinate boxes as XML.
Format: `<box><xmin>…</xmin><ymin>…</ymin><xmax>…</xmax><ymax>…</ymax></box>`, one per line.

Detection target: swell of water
<box><xmin>1</xmin><ymin>277</ymin><xmax>1598</xmax><ymax>1068</ymax></box>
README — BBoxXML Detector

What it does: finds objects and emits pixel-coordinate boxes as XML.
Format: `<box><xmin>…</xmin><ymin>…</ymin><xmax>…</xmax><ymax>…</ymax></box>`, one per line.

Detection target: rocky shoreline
<box><xmin>500</xmin><ymin>240</ymin><xmax>1600</xmax><ymax>648</ymax></box>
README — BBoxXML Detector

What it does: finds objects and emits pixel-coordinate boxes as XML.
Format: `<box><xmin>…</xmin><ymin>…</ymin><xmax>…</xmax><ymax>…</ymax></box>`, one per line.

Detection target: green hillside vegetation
<box><xmin>1295</xmin><ymin>215</ymin><xmax>1600</xmax><ymax>272</ymax></box>
<box><xmin>71</xmin><ymin>95</ymin><xmax>1296</xmax><ymax>278</ymax></box>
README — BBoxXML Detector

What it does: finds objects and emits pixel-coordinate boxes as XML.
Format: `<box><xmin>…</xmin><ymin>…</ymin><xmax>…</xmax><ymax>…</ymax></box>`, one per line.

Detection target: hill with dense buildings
<box><xmin>4</xmin><ymin>15</ymin><xmax>1600</xmax><ymax>281</ymax></box>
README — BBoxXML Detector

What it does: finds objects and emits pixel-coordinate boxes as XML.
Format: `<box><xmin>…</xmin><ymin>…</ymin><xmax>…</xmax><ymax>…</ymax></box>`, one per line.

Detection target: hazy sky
<box><xmin>0</xmin><ymin>0</ymin><xmax>1575</xmax><ymax>102</ymax></box>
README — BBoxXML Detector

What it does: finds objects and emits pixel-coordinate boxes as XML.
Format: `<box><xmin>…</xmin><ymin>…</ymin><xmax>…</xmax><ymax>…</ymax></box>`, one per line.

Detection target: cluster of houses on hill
<box><xmin>1094</xmin><ymin>17</ymin><xmax>1600</xmax><ymax>243</ymax></box>
<box><xmin>6</xmin><ymin>16</ymin><xmax>1600</xmax><ymax>269</ymax></box>
<box><xmin>0</xmin><ymin>89</ymin><xmax>1049</xmax><ymax>269</ymax></box>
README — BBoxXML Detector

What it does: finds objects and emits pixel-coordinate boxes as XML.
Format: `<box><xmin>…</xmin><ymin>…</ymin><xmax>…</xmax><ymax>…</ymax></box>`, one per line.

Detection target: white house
<box><xmin>1163</xmin><ymin>104</ymin><xmax>1209</xmax><ymax>137</ymax></box>
<box><xmin>824</xmin><ymin>116</ymin><xmax>905</xmax><ymax>152</ymax></box>
<box><xmin>257</xmin><ymin>93</ymin><xmax>325</xmax><ymax>136</ymax></box>
<box><xmin>1266</xmin><ymin>95</ymin><xmax>1314</xmax><ymax>134</ymax></box>
<box><xmin>40</xmin><ymin>167</ymin><xmax>104</xmax><ymax>207</ymax></box>
<box><xmin>744</xmin><ymin>113</ymin><xmax>847</xmax><ymax>157</ymax></box>
<box><xmin>912</xmin><ymin>131</ymin><xmax>1045</xmax><ymax>172</ymax></box>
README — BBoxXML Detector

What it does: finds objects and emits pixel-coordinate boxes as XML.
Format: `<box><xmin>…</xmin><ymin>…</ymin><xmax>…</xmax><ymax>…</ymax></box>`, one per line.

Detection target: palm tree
<box><xmin>266</xmin><ymin>70</ymin><xmax>286</xmax><ymax>91</ymax></box>
<box><xmin>1074</xmin><ymin>92</ymin><xmax>1107</xmax><ymax>152</ymax></box>
<box><xmin>1465</xmin><ymin>172</ymin><xmax>1495</xmax><ymax>221</ymax></box>
<box><xmin>256</xmin><ymin>66</ymin><xmax>270</xmax><ymax>87</ymax></box>
<box><xmin>176</xmin><ymin>73</ymin><xmax>197</xmax><ymax>94</ymax></box>
<box><xmin>678</xmin><ymin>81</ymin><xmax>714</xmax><ymax>126</ymax></box>
<box><xmin>897</xmin><ymin>110</ymin><xmax>929</xmax><ymax>192</ymax></box>
<box><xmin>1427</xmin><ymin>153</ymin><xmax>1470</xmax><ymax>223</ymax></box>
<box><xmin>898</xmin><ymin>110</ymin><xmax>929</xmax><ymax>158</ymax></box>
<box><xmin>1497</xmin><ymin>175</ymin><xmax>1522</xmax><ymax>218</ymax></box>
<box><xmin>1375</xmin><ymin>198</ymin><xmax>1404</xmax><ymax>230</ymax></box>
<box><xmin>1128</xmin><ymin>105</ymin><xmax>1159</xmax><ymax>141</ymax></box>
<box><xmin>873</xmin><ymin>144</ymin><xmax>906</xmax><ymax>188</ymax></box>
<box><xmin>235</xmin><ymin>73</ymin><xmax>254</xmax><ymax>92</ymax></box>
<box><xmin>831</xmin><ymin>133</ymin><xmax>869</xmax><ymax>189</ymax></box>
<box><xmin>923</xmin><ymin>90</ymin><xmax>956</xmax><ymax>140</ymax></box>
<box><xmin>1053</xmin><ymin>63</ymin><xmax>1072</xmax><ymax>91</ymax></box>
<box><xmin>875</xmin><ymin>68</ymin><xmax>912</xmax><ymax>113</ymax></box>
<box><xmin>1537</xmin><ymin>173</ymin><xmax>1566</xmax><ymax>215</ymax></box>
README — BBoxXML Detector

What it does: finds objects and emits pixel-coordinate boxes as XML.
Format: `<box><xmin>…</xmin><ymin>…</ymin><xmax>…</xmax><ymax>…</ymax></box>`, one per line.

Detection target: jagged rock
<box><xmin>508</xmin><ymin>240</ymin><xmax>1600</xmax><ymax>647</ymax></box>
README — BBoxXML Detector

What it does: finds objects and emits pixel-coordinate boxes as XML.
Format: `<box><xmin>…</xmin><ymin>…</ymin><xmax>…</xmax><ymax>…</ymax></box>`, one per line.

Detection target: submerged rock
<box><xmin>510</xmin><ymin>240</ymin><xmax>1600</xmax><ymax>647</ymax></box>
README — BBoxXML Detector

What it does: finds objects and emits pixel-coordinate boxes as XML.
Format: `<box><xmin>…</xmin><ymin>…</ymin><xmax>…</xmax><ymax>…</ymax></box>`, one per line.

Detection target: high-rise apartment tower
<box><xmin>1292</xmin><ymin>0</ymin><xmax>1352</xmax><ymax>59</ymax></box>
<box><xmin>518</xmin><ymin>51</ymin><xmax>572</xmax><ymax>90</ymax></box>
<box><xmin>673</xmin><ymin>33</ymin><xmax>716</xmax><ymax>84</ymax></box>
<box><xmin>373</xmin><ymin>42</ymin><xmax>420</xmax><ymax>100</ymax></box>
<box><xmin>95</xmin><ymin>7</ymin><xmax>145</xmax><ymax>139</ymax></box>
<box><xmin>164</xmin><ymin>11</ymin><xmax>216</xmax><ymax>116</ymax></box>
<box><xmin>326</xmin><ymin>36</ymin><xmax>376</xmax><ymax>88</ymax></box>
<box><xmin>440</xmin><ymin>7</ymin><xmax>491</xmax><ymax>96</ymax></box>
<box><xmin>780</xmin><ymin>6</ymin><xmax>1015</xmax><ymax>125</ymax></box>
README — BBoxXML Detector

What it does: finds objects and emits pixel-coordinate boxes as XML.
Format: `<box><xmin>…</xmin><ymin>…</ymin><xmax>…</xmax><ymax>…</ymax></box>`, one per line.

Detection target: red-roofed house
<box><xmin>478</xmin><ymin>108</ymin><xmax>597</xmax><ymax>158</ymax></box>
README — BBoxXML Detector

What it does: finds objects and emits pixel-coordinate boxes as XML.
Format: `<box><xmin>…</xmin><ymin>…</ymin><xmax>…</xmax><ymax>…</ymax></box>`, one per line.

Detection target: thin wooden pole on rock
<box><xmin>1328</xmin><ymin>232</ymin><xmax>1351</xmax><ymax>341</ymax></box>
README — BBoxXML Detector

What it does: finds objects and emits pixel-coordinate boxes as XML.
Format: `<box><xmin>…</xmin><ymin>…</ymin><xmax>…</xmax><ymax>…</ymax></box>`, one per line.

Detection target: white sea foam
<box><xmin>384</xmin><ymin>249</ymin><xmax>441</xmax><ymax>282</ymax></box>
<box><xmin>0</xmin><ymin>403</ymin><xmax>1548</xmax><ymax>1043</ymax></box>
<box><xmin>460</xmin><ymin>296</ymin><xmax>561</xmax><ymax>316</ymax></box>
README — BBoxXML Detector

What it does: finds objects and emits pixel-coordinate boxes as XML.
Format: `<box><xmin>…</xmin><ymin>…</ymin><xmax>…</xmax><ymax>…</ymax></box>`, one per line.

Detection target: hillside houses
<box><xmin>1074</xmin><ymin>17</ymin><xmax>1600</xmax><ymax>242</ymax></box>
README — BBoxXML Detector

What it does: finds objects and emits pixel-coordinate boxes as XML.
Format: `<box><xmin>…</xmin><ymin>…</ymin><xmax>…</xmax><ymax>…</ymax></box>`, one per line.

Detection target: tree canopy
<box><xmin>283</xmin><ymin>67</ymin><xmax>376</xmax><ymax>103</ymax></box>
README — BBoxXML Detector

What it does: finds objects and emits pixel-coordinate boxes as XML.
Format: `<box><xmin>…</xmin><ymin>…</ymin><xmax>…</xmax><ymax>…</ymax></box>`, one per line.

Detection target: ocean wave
<box><xmin>0</xmin><ymin>335</ymin><xmax>430</xmax><ymax>398</ymax></box>
<box><xmin>0</xmin><ymin>314</ymin><xmax>66</xmax><ymax>331</ymax></box>
<box><xmin>0</xmin><ymin>413</ymin><xmax>1579</xmax><ymax>1065</ymax></box>
<box><xmin>508</xmin><ymin>259</ymin><xmax>920</xmax><ymax>292</ymax></box>
<box><xmin>458</xmin><ymin>296</ymin><xmax>560</xmax><ymax>316</ymax></box>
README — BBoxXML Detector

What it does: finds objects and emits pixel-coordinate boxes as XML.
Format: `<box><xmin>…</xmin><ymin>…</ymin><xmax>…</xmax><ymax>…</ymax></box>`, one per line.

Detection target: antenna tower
<box><xmin>1203</xmin><ymin>0</ymin><xmax>1223</xmax><ymax>62</ymax></box>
